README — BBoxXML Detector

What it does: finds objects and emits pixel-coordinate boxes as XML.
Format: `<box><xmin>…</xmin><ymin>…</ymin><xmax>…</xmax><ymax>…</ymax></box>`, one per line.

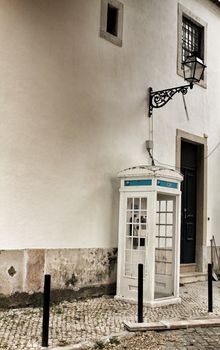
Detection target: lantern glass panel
<box><xmin>183</xmin><ymin>55</ymin><xmax>205</xmax><ymax>83</ymax></box>
<box><xmin>194</xmin><ymin>62</ymin><xmax>205</xmax><ymax>82</ymax></box>
<box><xmin>183</xmin><ymin>56</ymin><xmax>196</xmax><ymax>82</ymax></box>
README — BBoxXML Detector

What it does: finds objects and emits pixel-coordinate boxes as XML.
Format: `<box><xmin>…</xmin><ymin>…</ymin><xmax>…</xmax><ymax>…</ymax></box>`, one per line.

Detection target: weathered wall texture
<box><xmin>0</xmin><ymin>250</ymin><xmax>24</xmax><ymax>295</ymax></box>
<box><xmin>25</xmin><ymin>250</ymin><xmax>45</xmax><ymax>292</ymax></box>
<box><xmin>46</xmin><ymin>248</ymin><xmax>117</xmax><ymax>290</ymax></box>
<box><xmin>0</xmin><ymin>248</ymin><xmax>117</xmax><ymax>298</ymax></box>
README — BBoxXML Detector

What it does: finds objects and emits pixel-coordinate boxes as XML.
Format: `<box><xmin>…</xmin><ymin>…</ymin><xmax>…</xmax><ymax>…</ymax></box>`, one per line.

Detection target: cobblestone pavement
<box><xmin>0</xmin><ymin>281</ymin><xmax>220</xmax><ymax>349</ymax></box>
<box><xmin>92</xmin><ymin>327</ymin><xmax>220</xmax><ymax>350</ymax></box>
<box><xmin>160</xmin><ymin>327</ymin><xmax>220</xmax><ymax>349</ymax></box>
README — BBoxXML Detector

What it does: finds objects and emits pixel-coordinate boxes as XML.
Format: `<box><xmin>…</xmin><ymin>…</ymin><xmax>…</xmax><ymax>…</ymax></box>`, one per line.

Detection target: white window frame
<box><xmin>100</xmin><ymin>0</ymin><xmax>124</xmax><ymax>47</ymax></box>
<box><xmin>177</xmin><ymin>3</ymin><xmax>207</xmax><ymax>88</ymax></box>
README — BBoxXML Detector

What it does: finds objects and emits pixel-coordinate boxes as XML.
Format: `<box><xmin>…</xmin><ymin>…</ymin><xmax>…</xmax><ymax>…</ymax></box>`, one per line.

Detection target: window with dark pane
<box><xmin>182</xmin><ymin>16</ymin><xmax>204</xmax><ymax>62</ymax></box>
<box><xmin>125</xmin><ymin>196</ymin><xmax>147</xmax><ymax>277</ymax></box>
<box><xmin>107</xmin><ymin>4</ymin><xmax>118</xmax><ymax>36</ymax></box>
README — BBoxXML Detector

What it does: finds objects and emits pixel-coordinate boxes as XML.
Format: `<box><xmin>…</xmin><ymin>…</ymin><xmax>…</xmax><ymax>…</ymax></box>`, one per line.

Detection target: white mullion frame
<box><xmin>124</xmin><ymin>192</ymin><xmax>149</xmax><ymax>280</ymax></box>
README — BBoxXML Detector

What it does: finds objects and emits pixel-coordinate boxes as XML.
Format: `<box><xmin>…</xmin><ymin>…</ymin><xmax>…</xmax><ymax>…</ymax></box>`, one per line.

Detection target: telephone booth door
<box><xmin>120</xmin><ymin>192</ymin><xmax>154</xmax><ymax>301</ymax></box>
<box><xmin>154</xmin><ymin>194</ymin><xmax>178</xmax><ymax>299</ymax></box>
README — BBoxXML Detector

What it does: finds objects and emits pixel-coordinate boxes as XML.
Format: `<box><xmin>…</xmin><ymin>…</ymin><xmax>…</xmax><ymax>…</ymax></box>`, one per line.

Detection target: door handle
<box><xmin>184</xmin><ymin>208</ymin><xmax>187</xmax><ymax>219</ymax></box>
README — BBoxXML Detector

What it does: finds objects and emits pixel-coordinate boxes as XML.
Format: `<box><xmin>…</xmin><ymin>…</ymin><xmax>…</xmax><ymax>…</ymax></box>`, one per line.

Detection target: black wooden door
<box><xmin>181</xmin><ymin>142</ymin><xmax>197</xmax><ymax>263</ymax></box>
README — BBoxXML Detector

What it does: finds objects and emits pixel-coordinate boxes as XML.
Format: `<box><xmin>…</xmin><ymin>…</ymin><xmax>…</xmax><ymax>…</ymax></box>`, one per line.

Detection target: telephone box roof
<box><xmin>118</xmin><ymin>165</ymin><xmax>183</xmax><ymax>181</ymax></box>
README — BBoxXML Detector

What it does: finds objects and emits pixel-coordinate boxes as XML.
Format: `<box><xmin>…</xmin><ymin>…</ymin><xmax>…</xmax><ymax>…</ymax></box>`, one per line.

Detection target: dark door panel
<box><xmin>181</xmin><ymin>142</ymin><xmax>197</xmax><ymax>264</ymax></box>
<box><xmin>186</xmin><ymin>222</ymin><xmax>195</xmax><ymax>240</ymax></box>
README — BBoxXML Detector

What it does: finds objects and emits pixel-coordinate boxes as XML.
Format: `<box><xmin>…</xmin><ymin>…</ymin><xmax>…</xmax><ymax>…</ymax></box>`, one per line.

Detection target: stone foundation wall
<box><xmin>0</xmin><ymin>248</ymin><xmax>117</xmax><ymax>306</ymax></box>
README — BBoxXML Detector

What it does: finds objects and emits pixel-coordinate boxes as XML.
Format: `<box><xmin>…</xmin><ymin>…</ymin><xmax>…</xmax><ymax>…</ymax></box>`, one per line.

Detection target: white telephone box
<box><xmin>116</xmin><ymin>166</ymin><xmax>183</xmax><ymax>307</ymax></box>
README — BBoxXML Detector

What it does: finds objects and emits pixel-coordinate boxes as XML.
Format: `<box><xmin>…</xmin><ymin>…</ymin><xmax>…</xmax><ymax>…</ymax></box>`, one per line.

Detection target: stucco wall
<box><xmin>0</xmin><ymin>0</ymin><xmax>219</xmax><ymax>260</ymax></box>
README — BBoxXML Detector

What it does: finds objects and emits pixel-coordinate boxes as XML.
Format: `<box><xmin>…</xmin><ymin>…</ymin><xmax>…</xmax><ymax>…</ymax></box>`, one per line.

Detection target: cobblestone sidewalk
<box><xmin>0</xmin><ymin>281</ymin><xmax>220</xmax><ymax>349</ymax></box>
<box><xmin>84</xmin><ymin>327</ymin><xmax>220</xmax><ymax>350</ymax></box>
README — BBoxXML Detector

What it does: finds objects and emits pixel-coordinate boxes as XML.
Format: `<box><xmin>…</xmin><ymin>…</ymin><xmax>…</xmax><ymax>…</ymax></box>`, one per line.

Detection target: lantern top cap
<box><xmin>184</xmin><ymin>54</ymin><xmax>206</xmax><ymax>66</ymax></box>
<box><xmin>118</xmin><ymin>165</ymin><xmax>183</xmax><ymax>181</ymax></box>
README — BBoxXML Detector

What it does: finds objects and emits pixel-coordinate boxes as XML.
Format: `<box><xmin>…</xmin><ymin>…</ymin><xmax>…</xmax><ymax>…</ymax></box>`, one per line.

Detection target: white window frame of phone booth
<box><xmin>115</xmin><ymin>166</ymin><xmax>183</xmax><ymax>307</ymax></box>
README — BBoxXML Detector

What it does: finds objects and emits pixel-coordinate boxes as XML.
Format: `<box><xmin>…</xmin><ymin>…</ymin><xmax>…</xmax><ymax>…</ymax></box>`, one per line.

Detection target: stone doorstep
<box><xmin>123</xmin><ymin>318</ymin><xmax>220</xmax><ymax>332</ymax></box>
<box><xmin>180</xmin><ymin>272</ymin><xmax>207</xmax><ymax>284</ymax></box>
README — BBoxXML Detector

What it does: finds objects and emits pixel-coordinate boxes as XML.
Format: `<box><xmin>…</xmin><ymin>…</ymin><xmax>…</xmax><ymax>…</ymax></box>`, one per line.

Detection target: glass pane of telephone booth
<box><xmin>154</xmin><ymin>194</ymin><xmax>175</xmax><ymax>299</ymax></box>
<box><xmin>125</xmin><ymin>196</ymin><xmax>148</xmax><ymax>278</ymax></box>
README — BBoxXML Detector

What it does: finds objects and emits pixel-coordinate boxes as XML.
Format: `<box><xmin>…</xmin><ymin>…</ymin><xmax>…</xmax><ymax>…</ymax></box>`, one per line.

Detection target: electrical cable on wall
<box><xmin>152</xmin><ymin>139</ymin><xmax>220</xmax><ymax>171</ymax></box>
<box><xmin>182</xmin><ymin>92</ymin><xmax>190</xmax><ymax>121</ymax></box>
<box><xmin>146</xmin><ymin>81</ymin><xmax>220</xmax><ymax>168</ymax></box>
<box><xmin>205</xmin><ymin>141</ymin><xmax>220</xmax><ymax>159</ymax></box>
<box><xmin>147</xmin><ymin>92</ymin><xmax>155</xmax><ymax>166</ymax></box>
<box><xmin>147</xmin><ymin>148</ymin><xmax>155</xmax><ymax>166</ymax></box>
<box><xmin>147</xmin><ymin>85</ymin><xmax>220</xmax><ymax>169</ymax></box>
<box><xmin>147</xmin><ymin>88</ymin><xmax>190</xmax><ymax>166</ymax></box>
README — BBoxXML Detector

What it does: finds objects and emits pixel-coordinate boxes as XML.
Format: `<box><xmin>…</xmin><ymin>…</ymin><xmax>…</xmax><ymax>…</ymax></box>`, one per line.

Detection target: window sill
<box><xmin>100</xmin><ymin>29</ymin><xmax>122</xmax><ymax>47</ymax></box>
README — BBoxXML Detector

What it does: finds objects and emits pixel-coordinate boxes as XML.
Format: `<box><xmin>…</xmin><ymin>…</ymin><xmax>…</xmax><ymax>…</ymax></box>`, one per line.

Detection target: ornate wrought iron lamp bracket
<box><xmin>148</xmin><ymin>82</ymin><xmax>193</xmax><ymax>118</ymax></box>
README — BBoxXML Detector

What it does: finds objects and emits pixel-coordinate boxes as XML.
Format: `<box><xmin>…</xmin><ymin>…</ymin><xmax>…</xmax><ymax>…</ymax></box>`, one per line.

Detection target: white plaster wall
<box><xmin>0</xmin><ymin>0</ymin><xmax>219</xmax><ymax>249</ymax></box>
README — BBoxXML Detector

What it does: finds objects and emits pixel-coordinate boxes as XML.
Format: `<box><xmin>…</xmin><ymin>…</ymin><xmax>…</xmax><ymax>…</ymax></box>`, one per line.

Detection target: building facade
<box><xmin>0</xmin><ymin>0</ymin><xmax>219</xmax><ymax>299</ymax></box>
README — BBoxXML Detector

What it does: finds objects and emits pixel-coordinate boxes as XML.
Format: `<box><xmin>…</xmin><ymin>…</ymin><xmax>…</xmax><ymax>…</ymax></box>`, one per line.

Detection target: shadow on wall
<box><xmin>110</xmin><ymin>177</ymin><xmax>120</xmax><ymax>246</ymax></box>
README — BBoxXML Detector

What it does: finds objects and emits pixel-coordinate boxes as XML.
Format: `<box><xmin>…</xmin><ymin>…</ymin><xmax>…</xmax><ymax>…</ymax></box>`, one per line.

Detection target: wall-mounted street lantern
<box><xmin>149</xmin><ymin>54</ymin><xmax>206</xmax><ymax>118</ymax></box>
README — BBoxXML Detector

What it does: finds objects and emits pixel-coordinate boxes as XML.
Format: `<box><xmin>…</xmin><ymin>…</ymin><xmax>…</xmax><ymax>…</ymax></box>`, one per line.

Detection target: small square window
<box><xmin>100</xmin><ymin>0</ymin><xmax>123</xmax><ymax>47</ymax></box>
<box><xmin>177</xmin><ymin>4</ymin><xmax>207</xmax><ymax>88</ymax></box>
<box><xmin>107</xmin><ymin>4</ymin><xmax>118</xmax><ymax>36</ymax></box>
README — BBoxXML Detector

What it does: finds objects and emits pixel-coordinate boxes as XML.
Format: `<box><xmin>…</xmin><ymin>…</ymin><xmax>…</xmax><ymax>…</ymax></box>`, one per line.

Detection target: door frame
<box><xmin>176</xmin><ymin>129</ymin><xmax>207</xmax><ymax>272</ymax></box>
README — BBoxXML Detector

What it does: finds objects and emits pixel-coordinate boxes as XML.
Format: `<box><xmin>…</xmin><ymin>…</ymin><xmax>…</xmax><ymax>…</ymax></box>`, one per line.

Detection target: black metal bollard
<box><xmin>138</xmin><ymin>264</ymin><xmax>144</xmax><ymax>323</ymax></box>
<box><xmin>42</xmin><ymin>274</ymin><xmax>51</xmax><ymax>347</ymax></box>
<box><xmin>208</xmin><ymin>263</ymin><xmax>213</xmax><ymax>313</ymax></box>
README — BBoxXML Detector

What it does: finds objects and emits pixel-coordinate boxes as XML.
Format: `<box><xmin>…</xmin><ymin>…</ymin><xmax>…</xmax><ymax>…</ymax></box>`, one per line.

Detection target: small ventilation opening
<box><xmin>107</xmin><ymin>4</ymin><xmax>118</xmax><ymax>36</ymax></box>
